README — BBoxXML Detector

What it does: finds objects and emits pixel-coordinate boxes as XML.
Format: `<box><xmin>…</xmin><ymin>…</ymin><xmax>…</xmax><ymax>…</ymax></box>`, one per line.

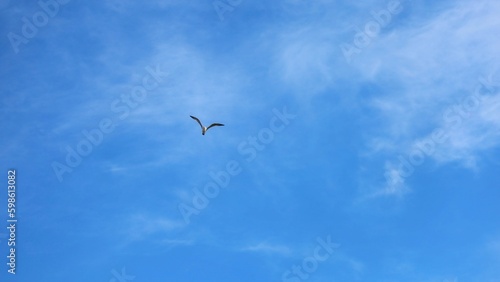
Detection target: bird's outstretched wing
<box><xmin>206</xmin><ymin>123</ymin><xmax>224</xmax><ymax>130</ymax></box>
<box><xmin>190</xmin><ymin>115</ymin><xmax>204</xmax><ymax>129</ymax></box>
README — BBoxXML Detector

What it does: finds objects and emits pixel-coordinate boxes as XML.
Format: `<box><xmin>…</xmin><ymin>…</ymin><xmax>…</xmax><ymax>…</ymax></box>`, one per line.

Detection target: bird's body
<box><xmin>190</xmin><ymin>115</ymin><xmax>224</xmax><ymax>135</ymax></box>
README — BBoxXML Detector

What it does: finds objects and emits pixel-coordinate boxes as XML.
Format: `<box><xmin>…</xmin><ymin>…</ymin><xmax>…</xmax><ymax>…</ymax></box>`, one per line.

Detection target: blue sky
<box><xmin>1</xmin><ymin>0</ymin><xmax>499</xmax><ymax>281</ymax></box>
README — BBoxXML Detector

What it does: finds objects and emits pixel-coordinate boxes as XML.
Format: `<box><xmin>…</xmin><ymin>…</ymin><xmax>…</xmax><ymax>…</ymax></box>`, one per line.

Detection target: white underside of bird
<box><xmin>190</xmin><ymin>115</ymin><xmax>224</xmax><ymax>135</ymax></box>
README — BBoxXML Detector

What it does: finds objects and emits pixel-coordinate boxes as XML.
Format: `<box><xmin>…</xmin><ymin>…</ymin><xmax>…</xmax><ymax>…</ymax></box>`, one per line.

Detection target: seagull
<box><xmin>190</xmin><ymin>115</ymin><xmax>224</xmax><ymax>135</ymax></box>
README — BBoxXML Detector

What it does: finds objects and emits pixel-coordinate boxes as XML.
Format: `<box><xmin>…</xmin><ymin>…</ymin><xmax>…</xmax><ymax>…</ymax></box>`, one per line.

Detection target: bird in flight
<box><xmin>190</xmin><ymin>115</ymin><xmax>224</xmax><ymax>135</ymax></box>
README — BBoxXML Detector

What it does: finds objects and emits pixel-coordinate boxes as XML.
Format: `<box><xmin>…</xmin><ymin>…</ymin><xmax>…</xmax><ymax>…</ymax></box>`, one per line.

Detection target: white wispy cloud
<box><xmin>355</xmin><ymin>0</ymin><xmax>500</xmax><ymax>196</ymax></box>
<box><xmin>239</xmin><ymin>241</ymin><xmax>293</xmax><ymax>256</ymax></box>
<box><xmin>365</xmin><ymin>0</ymin><xmax>500</xmax><ymax>143</ymax></box>
<box><xmin>122</xmin><ymin>213</ymin><xmax>185</xmax><ymax>242</ymax></box>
